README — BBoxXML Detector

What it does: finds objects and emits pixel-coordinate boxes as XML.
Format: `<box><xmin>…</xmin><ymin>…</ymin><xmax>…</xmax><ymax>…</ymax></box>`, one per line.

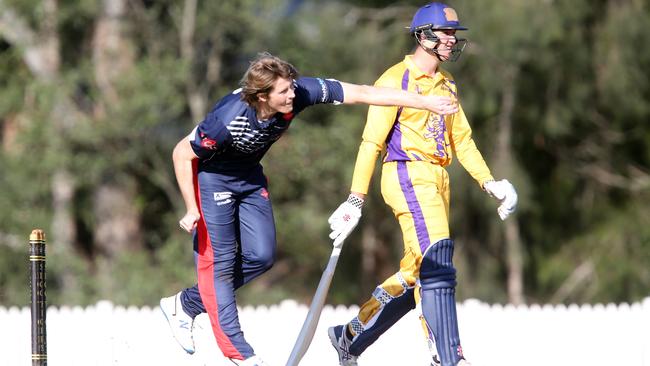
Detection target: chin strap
<box><xmin>415</xmin><ymin>33</ymin><xmax>445</xmax><ymax>61</ymax></box>
<box><xmin>414</xmin><ymin>30</ymin><xmax>467</xmax><ymax>62</ymax></box>
<box><xmin>424</xmin><ymin>44</ymin><xmax>446</xmax><ymax>62</ymax></box>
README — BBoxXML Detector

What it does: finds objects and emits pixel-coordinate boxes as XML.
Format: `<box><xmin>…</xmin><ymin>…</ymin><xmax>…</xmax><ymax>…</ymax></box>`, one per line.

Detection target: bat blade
<box><xmin>286</xmin><ymin>245</ymin><xmax>342</xmax><ymax>366</ymax></box>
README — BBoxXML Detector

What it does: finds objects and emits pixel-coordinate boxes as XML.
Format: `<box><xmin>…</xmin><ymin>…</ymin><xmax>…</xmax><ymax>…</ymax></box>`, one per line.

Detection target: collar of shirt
<box><xmin>403</xmin><ymin>55</ymin><xmax>447</xmax><ymax>86</ymax></box>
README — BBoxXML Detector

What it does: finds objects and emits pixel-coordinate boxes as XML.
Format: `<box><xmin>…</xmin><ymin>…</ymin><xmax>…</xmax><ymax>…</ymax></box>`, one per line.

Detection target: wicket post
<box><xmin>29</xmin><ymin>229</ymin><xmax>47</xmax><ymax>366</ymax></box>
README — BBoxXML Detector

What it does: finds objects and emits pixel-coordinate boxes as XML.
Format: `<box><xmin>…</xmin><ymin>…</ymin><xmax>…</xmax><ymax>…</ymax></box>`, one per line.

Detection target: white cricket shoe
<box><xmin>328</xmin><ymin>325</ymin><xmax>358</xmax><ymax>366</ymax></box>
<box><xmin>457</xmin><ymin>360</ymin><xmax>472</xmax><ymax>366</ymax></box>
<box><xmin>160</xmin><ymin>292</ymin><xmax>195</xmax><ymax>354</ymax></box>
<box><xmin>230</xmin><ymin>355</ymin><xmax>270</xmax><ymax>366</ymax></box>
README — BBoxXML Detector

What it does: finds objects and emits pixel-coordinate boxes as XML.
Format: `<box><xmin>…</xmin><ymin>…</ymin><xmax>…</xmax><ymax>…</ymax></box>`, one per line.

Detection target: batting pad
<box><xmin>420</xmin><ymin>239</ymin><xmax>463</xmax><ymax>366</ymax></box>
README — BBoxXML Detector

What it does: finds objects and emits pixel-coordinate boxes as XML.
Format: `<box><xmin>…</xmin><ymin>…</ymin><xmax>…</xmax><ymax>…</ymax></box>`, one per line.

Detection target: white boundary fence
<box><xmin>2</xmin><ymin>297</ymin><xmax>649</xmax><ymax>366</ymax></box>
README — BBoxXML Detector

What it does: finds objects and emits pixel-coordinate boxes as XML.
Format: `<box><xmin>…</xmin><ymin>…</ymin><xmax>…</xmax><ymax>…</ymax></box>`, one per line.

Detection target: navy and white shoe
<box><xmin>160</xmin><ymin>292</ymin><xmax>195</xmax><ymax>354</ymax></box>
<box><xmin>328</xmin><ymin>325</ymin><xmax>358</xmax><ymax>366</ymax></box>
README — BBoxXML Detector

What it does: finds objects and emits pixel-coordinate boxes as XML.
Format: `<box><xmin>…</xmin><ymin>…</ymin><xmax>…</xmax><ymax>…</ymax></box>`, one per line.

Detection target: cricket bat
<box><xmin>286</xmin><ymin>244</ymin><xmax>342</xmax><ymax>366</ymax></box>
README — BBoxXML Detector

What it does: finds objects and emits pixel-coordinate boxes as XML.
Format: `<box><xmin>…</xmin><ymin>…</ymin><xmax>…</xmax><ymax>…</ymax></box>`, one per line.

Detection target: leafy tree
<box><xmin>0</xmin><ymin>0</ymin><xmax>648</xmax><ymax>307</ymax></box>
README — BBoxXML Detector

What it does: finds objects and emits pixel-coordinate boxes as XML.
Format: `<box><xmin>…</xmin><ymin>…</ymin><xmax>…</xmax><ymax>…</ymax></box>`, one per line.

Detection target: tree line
<box><xmin>0</xmin><ymin>0</ymin><xmax>648</xmax><ymax>307</ymax></box>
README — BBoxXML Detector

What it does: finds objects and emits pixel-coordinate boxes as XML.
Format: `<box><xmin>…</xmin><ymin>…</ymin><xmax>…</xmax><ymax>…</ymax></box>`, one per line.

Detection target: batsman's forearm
<box><xmin>456</xmin><ymin>139</ymin><xmax>494</xmax><ymax>188</ymax></box>
<box><xmin>350</xmin><ymin>140</ymin><xmax>382</xmax><ymax>195</ymax></box>
<box><xmin>451</xmin><ymin>107</ymin><xmax>494</xmax><ymax>188</ymax></box>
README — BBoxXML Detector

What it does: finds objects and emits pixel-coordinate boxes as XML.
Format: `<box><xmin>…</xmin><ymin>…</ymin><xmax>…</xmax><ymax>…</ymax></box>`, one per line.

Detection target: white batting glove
<box><xmin>328</xmin><ymin>194</ymin><xmax>363</xmax><ymax>247</ymax></box>
<box><xmin>483</xmin><ymin>179</ymin><xmax>518</xmax><ymax>220</ymax></box>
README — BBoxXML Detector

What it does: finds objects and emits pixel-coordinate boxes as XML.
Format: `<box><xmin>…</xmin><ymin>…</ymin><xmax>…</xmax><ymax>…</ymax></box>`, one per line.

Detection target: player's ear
<box><xmin>257</xmin><ymin>92</ymin><xmax>269</xmax><ymax>103</ymax></box>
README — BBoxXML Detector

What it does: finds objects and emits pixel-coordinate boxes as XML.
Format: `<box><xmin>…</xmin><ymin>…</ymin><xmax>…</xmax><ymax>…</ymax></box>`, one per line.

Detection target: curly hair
<box><xmin>239</xmin><ymin>52</ymin><xmax>299</xmax><ymax>107</ymax></box>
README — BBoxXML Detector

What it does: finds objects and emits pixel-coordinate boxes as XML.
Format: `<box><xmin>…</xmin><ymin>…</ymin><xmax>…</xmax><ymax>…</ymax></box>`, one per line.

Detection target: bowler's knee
<box><xmin>248</xmin><ymin>246</ymin><xmax>275</xmax><ymax>272</ymax></box>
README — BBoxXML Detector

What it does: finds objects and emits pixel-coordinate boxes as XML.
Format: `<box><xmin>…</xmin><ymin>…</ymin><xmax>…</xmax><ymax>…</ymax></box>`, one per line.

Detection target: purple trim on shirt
<box><xmin>443</xmin><ymin>80</ymin><xmax>457</xmax><ymax>97</ymax></box>
<box><xmin>396</xmin><ymin>161</ymin><xmax>431</xmax><ymax>254</ymax></box>
<box><xmin>401</xmin><ymin>69</ymin><xmax>410</xmax><ymax>90</ymax></box>
<box><xmin>386</xmin><ymin>124</ymin><xmax>409</xmax><ymax>161</ymax></box>
<box><xmin>385</xmin><ymin>69</ymin><xmax>411</xmax><ymax>162</ymax></box>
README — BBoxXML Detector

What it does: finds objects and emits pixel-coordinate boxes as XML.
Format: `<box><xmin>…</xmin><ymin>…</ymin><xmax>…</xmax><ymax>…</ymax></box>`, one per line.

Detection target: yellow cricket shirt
<box><xmin>350</xmin><ymin>55</ymin><xmax>494</xmax><ymax>194</ymax></box>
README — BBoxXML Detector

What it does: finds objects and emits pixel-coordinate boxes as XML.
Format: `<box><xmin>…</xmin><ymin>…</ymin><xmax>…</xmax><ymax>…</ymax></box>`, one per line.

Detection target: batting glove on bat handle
<box><xmin>483</xmin><ymin>179</ymin><xmax>518</xmax><ymax>220</ymax></box>
<box><xmin>328</xmin><ymin>194</ymin><xmax>363</xmax><ymax>247</ymax></box>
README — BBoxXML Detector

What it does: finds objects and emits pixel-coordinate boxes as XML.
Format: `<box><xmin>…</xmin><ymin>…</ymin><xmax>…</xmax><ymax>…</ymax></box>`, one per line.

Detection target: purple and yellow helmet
<box><xmin>409</xmin><ymin>2</ymin><xmax>467</xmax><ymax>33</ymax></box>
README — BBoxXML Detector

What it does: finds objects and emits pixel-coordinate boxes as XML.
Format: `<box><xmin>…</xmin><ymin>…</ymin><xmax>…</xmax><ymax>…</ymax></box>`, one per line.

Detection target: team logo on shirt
<box><xmin>425</xmin><ymin>113</ymin><xmax>448</xmax><ymax>158</ymax></box>
<box><xmin>199</xmin><ymin>132</ymin><xmax>218</xmax><ymax>150</ymax></box>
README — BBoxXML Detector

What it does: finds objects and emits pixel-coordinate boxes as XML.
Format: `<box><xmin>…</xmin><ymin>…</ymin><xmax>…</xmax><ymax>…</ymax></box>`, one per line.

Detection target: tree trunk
<box><xmin>179</xmin><ymin>0</ymin><xmax>222</xmax><ymax>123</ymax></box>
<box><xmin>93</xmin><ymin>181</ymin><xmax>143</xmax><ymax>256</ymax></box>
<box><xmin>51</xmin><ymin>170</ymin><xmax>80</xmax><ymax>296</ymax></box>
<box><xmin>92</xmin><ymin>0</ymin><xmax>135</xmax><ymax>114</ymax></box>
<box><xmin>180</xmin><ymin>0</ymin><xmax>203</xmax><ymax>122</ymax></box>
<box><xmin>1</xmin><ymin>114</ymin><xmax>19</xmax><ymax>153</ymax></box>
<box><xmin>91</xmin><ymin>0</ymin><xmax>142</xmax><ymax>264</ymax></box>
<box><xmin>496</xmin><ymin>66</ymin><xmax>525</xmax><ymax>305</ymax></box>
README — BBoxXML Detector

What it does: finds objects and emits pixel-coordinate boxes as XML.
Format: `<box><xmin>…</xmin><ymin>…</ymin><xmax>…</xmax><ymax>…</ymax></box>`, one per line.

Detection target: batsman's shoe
<box><xmin>456</xmin><ymin>360</ymin><xmax>472</xmax><ymax>366</ymax></box>
<box><xmin>230</xmin><ymin>355</ymin><xmax>270</xmax><ymax>366</ymax></box>
<box><xmin>328</xmin><ymin>325</ymin><xmax>358</xmax><ymax>366</ymax></box>
<box><xmin>160</xmin><ymin>292</ymin><xmax>195</xmax><ymax>354</ymax></box>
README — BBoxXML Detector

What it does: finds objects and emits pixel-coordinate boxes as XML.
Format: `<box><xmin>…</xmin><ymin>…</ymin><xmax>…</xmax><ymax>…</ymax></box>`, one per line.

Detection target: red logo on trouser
<box><xmin>261</xmin><ymin>188</ymin><xmax>269</xmax><ymax>200</ymax></box>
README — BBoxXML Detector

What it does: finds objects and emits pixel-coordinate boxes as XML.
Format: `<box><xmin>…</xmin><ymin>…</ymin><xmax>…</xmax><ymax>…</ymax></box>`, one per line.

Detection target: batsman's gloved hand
<box><xmin>328</xmin><ymin>194</ymin><xmax>364</xmax><ymax>247</ymax></box>
<box><xmin>483</xmin><ymin>179</ymin><xmax>518</xmax><ymax>220</ymax></box>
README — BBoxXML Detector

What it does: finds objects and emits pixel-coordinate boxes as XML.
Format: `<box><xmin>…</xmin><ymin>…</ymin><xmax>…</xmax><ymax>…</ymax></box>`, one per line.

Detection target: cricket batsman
<box><xmin>326</xmin><ymin>3</ymin><xmax>518</xmax><ymax>366</ymax></box>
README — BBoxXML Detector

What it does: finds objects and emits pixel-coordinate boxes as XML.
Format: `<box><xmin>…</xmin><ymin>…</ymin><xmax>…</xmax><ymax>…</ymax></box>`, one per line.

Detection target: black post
<box><xmin>30</xmin><ymin>229</ymin><xmax>47</xmax><ymax>366</ymax></box>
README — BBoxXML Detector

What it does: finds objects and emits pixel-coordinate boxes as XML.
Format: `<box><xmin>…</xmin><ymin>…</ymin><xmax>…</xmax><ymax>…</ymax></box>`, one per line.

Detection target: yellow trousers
<box><xmin>348</xmin><ymin>161</ymin><xmax>451</xmax><ymax>353</ymax></box>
